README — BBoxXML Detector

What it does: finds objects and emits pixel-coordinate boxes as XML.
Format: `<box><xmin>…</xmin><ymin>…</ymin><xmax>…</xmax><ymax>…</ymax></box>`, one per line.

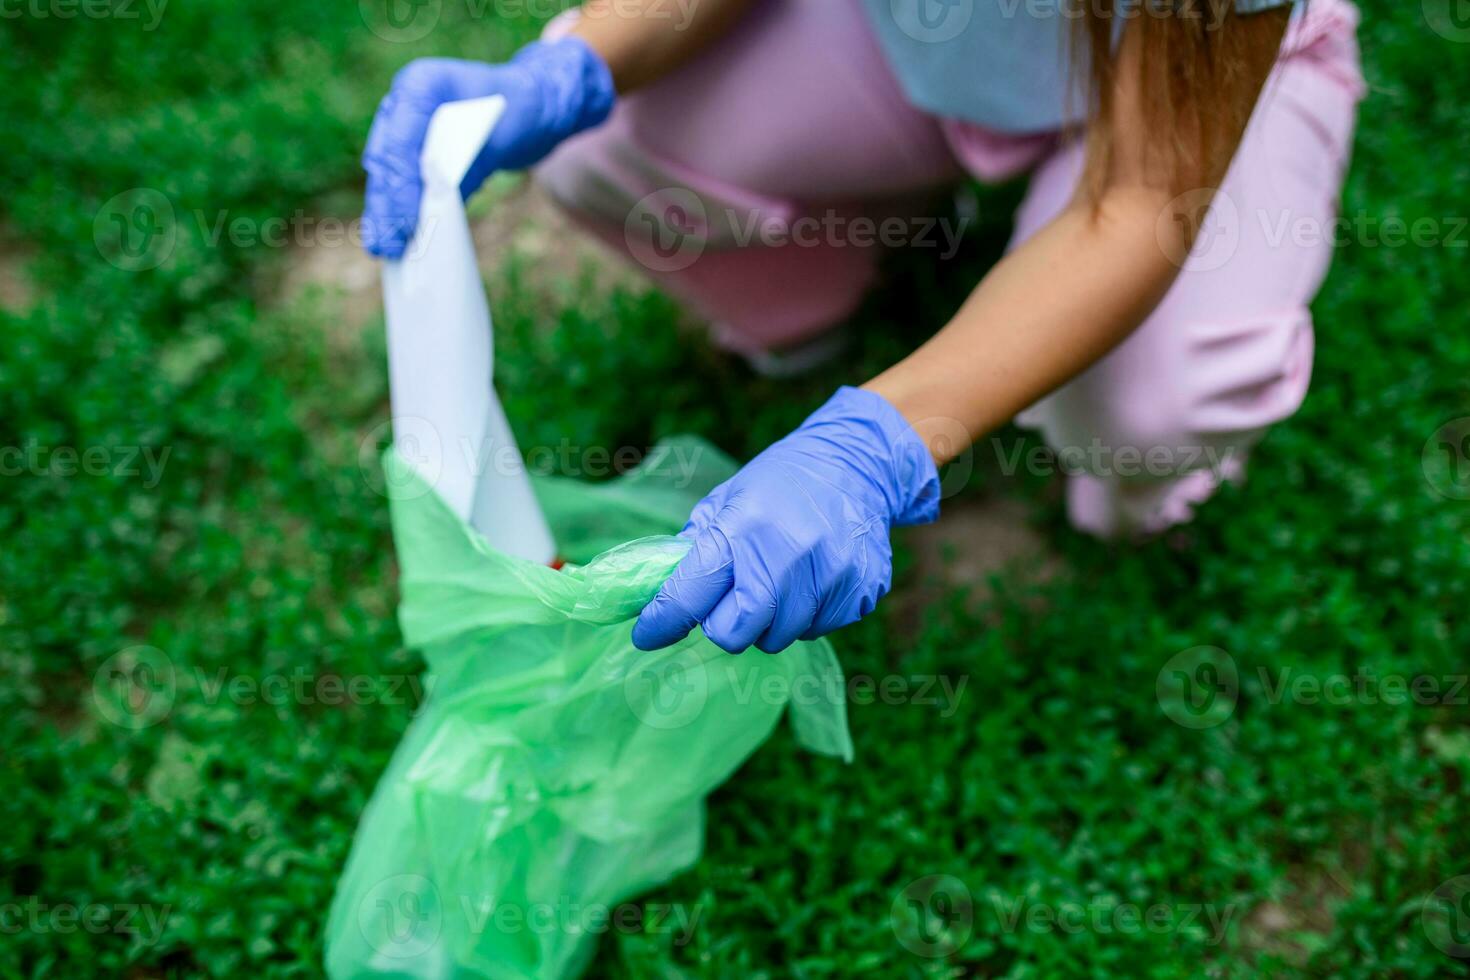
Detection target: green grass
<box><xmin>2</xmin><ymin>1</ymin><xmax>1468</xmax><ymax>976</ymax></box>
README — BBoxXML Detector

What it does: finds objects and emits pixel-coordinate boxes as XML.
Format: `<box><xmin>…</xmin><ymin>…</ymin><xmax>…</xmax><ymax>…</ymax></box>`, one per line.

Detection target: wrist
<box><xmin>806</xmin><ymin>386</ymin><xmax>941</xmax><ymax>527</ymax></box>
<box><xmin>515</xmin><ymin>36</ymin><xmax>616</xmax><ymax>138</ymax></box>
<box><xmin>862</xmin><ymin>374</ymin><xmax>979</xmax><ymax>471</ymax></box>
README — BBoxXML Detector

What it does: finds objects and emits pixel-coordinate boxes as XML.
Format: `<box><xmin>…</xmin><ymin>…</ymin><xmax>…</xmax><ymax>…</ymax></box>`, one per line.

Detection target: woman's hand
<box><xmin>360</xmin><ymin>38</ymin><xmax>615</xmax><ymax>258</ymax></box>
<box><xmin>632</xmin><ymin>387</ymin><xmax>941</xmax><ymax>654</ymax></box>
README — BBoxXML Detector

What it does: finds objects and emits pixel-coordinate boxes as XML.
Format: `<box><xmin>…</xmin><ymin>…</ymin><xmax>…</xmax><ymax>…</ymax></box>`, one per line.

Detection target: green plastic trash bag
<box><xmin>325</xmin><ymin>437</ymin><xmax>852</xmax><ymax>979</ymax></box>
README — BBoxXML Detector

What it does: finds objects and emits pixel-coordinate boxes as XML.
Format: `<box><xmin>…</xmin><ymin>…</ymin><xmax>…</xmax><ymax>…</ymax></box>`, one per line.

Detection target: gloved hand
<box><xmin>361</xmin><ymin>37</ymin><xmax>615</xmax><ymax>258</ymax></box>
<box><xmin>632</xmin><ymin>387</ymin><xmax>941</xmax><ymax>654</ymax></box>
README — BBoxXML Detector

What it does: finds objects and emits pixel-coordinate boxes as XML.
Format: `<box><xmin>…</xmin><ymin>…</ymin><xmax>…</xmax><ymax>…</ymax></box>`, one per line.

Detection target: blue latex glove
<box><xmin>632</xmin><ymin>387</ymin><xmax>941</xmax><ymax>654</ymax></box>
<box><xmin>361</xmin><ymin>37</ymin><xmax>615</xmax><ymax>258</ymax></box>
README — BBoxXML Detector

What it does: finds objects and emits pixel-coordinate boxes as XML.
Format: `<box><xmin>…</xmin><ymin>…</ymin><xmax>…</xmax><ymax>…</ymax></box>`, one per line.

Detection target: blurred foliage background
<box><xmin>2</xmin><ymin>0</ymin><xmax>1469</xmax><ymax>976</ymax></box>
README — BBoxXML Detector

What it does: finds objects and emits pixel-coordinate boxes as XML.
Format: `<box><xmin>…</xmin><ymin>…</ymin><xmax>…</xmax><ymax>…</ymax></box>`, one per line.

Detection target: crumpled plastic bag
<box><xmin>324</xmin><ymin>438</ymin><xmax>853</xmax><ymax>979</ymax></box>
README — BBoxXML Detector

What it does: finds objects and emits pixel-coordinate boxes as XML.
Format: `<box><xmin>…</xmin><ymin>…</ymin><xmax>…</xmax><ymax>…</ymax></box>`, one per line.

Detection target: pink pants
<box><xmin>535</xmin><ymin>0</ymin><xmax>1365</xmax><ymax>536</ymax></box>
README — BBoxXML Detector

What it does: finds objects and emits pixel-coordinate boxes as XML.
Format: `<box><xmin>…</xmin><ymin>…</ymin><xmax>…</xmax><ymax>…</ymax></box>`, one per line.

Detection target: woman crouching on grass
<box><xmin>360</xmin><ymin>0</ymin><xmax>1364</xmax><ymax>654</ymax></box>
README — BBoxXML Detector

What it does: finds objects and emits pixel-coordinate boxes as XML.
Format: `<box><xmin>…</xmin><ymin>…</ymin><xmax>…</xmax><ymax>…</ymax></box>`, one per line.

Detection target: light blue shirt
<box><xmin>862</xmin><ymin>0</ymin><xmax>1299</xmax><ymax>134</ymax></box>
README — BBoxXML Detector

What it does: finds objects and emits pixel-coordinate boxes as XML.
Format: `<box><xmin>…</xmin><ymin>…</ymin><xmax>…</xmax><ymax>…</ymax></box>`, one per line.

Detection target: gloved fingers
<box><xmin>361</xmin><ymin>87</ymin><xmax>432</xmax><ymax>259</ymax></box>
<box><xmin>756</xmin><ymin>587</ymin><xmax>819</xmax><ymax>654</ymax></box>
<box><xmin>392</xmin><ymin>57</ymin><xmax>496</xmax><ymax>106</ymax></box>
<box><xmin>804</xmin><ymin>579</ymin><xmax>887</xmax><ymax>640</ymax></box>
<box><xmin>679</xmin><ymin>487</ymin><xmax>726</xmax><ymax>539</ymax></box>
<box><xmin>804</xmin><ymin>531</ymin><xmax>891</xmax><ymax>639</ymax></box>
<box><xmin>460</xmin><ymin>77</ymin><xmax>536</xmax><ymax>196</ymax></box>
<box><xmin>361</xmin><ymin>59</ymin><xmax>501</xmax><ymax>258</ymax></box>
<box><xmin>631</xmin><ymin>525</ymin><xmax>735</xmax><ymax>651</ymax></box>
<box><xmin>361</xmin><ymin>163</ymin><xmax>420</xmax><ymax>259</ymax></box>
<box><xmin>702</xmin><ymin>579</ymin><xmax>778</xmax><ymax>655</ymax></box>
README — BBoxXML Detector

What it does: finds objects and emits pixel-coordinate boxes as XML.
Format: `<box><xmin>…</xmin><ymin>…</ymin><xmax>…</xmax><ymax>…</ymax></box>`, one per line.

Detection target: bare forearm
<box><xmin>569</xmin><ymin>0</ymin><xmax>753</xmax><ymax>92</ymax></box>
<box><xmin>865</xmin><ymin>188</ymin><xmax>1185</xmax><ymax>462</ymax></box>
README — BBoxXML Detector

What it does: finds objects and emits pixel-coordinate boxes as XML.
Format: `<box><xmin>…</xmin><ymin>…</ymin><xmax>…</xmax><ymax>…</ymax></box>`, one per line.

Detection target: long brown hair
<box><xmin>1073</xmin><ymin>0</ymin><xmax>1293</xmax><ymax>197</ymax></box>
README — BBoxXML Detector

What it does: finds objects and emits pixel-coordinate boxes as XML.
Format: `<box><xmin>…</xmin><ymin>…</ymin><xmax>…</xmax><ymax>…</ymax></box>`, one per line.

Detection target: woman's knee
<box><xmin>535</xmin><ymin>120</ymin><xmax>885</xmax><ymax>352</ymax></box>
<box><xmin>1024</xmin><ymin>301</ymin><xmax>1315</xmax><ymax>538</ymax></box>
